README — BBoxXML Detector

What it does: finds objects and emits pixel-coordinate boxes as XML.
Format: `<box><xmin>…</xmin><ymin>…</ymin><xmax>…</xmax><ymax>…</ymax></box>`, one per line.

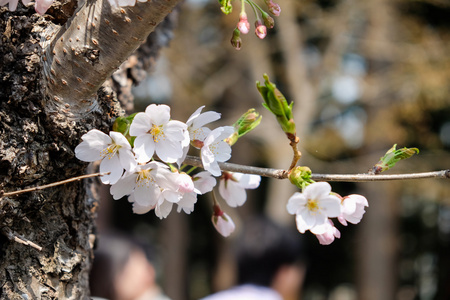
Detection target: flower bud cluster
<box><xmin>75</xmin><ymin>104</ymin><xmax>262</xmax><ymax>236</ymax></box>
<box><xmin>287</xmin><ymin>182</ymin><xmax>369</xmax><ymax>245</ymax></box>
<box><xmin>229</xmin><ymin>0</ymin><xmax>281</xmax><ymax>49</ymax></box>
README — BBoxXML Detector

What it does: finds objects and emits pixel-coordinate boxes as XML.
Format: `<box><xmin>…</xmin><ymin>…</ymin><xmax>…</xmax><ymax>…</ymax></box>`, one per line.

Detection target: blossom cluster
<box><xmin>287</xmin><ymin>182</ymin><xmax>369</xmax><ymax>245</ymax></box>
<box><xmin>75</xmin><ymin>104</ymin><xmax>261</xmax><ymax>236</ymax></box>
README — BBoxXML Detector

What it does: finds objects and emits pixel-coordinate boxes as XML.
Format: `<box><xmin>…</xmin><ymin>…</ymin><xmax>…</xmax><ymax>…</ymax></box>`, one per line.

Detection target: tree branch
<box><xmin>1</xmin><ymin>159</ymin><xmax>448</xmax><ymax>200</ymax></box>
<box><xmin>183</xmin><ymin>155</ymin><xmax>450</xmax><ymax>182</ymax></box>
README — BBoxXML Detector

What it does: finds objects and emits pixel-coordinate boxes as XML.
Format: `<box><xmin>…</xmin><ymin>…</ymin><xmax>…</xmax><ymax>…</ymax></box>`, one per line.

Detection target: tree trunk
<box><xmin>0</xmin><ymin>0</ymin><xmax>180</xmax><ymax>297</ymax></box>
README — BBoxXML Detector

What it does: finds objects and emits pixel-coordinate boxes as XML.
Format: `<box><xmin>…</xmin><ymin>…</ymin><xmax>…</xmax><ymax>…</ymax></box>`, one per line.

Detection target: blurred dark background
<box><xmin>94</xmin><ymin>0</ymin><xmax>450</xmax><ymax>299</ymax></box>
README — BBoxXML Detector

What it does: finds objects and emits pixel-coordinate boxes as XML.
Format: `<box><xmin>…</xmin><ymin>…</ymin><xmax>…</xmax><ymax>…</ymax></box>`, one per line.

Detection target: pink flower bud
<box><xmin>265</xmin><ymin>0</ymin><xmax>281</xmax><ymax>16</ymax></box>
<box><xmin>254</xmin><ymin>20</ymin><xmax>267</xmax><ymax>39</ymax></box>
<box><xmin>237</xmin><ymin>12</ymin><xmax>251</xmax><ymax>34</ymax></box>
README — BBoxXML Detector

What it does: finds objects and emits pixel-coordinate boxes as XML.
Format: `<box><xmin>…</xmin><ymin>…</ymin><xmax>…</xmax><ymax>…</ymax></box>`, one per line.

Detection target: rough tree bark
<box><xmin>0</xmin><ymin>0</ymin><xmax>181</xmax><ymax>297</ymax></box>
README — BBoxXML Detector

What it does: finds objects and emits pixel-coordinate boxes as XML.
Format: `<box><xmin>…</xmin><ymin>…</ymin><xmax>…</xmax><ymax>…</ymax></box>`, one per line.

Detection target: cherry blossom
<box><xmin>286</xmin><ymin>182</ymin><xmax>341</xmax><ymax>233</ymax></box>
<box><xmin>178</xmin><ymin>106</ymin><xmax>221</xmax><ymax>165</ymax></box>
<box><xmin>212</xmin><ymin>205</ymin><xmax>236</xmax><ymax>237</ymax></box>
<box><xmin>338</xmin><ymin>194</ymin><xmax>369</xmax><ymax>226</ymax></box>
<box><xmin>218</xmin><ymin>172</ymin><xmax>261</xmax><ymax>207</ymax></box>
<box><xmin>311</xmin><ymin>219</ymin><xmax>341</xmax><ymax>245</ymax></box>
<box><xmin>129</xmin><ymin>104</ymin><xmax>188</xmax><ymax>164</ymax></box>
<box><xmin>200</xmin><ymin>126</ymin><xmax>234</xmax><ymax>177</ymax></box>
<box><xmin>75</xmin><ymin>129</ymin><xmax>136</xmax><ymax>185</ymax></box>
<box><xmin>109</xmin><ymin>161</ymin><xmax>173</xmax><ymax>208</ymax></box>
<box><xmin>186</xmin><ymin>106</ymin><xmax>221</xmax><ymax>142</ymax></box>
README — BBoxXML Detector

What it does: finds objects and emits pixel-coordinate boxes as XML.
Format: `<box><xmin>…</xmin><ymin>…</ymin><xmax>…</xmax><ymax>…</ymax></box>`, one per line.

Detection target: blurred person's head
<box><xmin>235</xmin><ymin>215</ymin><xmax>306</xmax><ymax>299</ymax></box>
<box><xmin>89</xmin><ymin>232</ymin><xmax>164</xmax><ymax>300</ymax></box>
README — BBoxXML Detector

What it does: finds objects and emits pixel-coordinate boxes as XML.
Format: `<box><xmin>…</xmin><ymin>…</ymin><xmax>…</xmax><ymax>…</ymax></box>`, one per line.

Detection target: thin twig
<box><xmin>3</xmin><ymin>228</ymin><xmax>42</xmax><ymax>251</ymax></box>
<box><xmin>183</xmin><ymin>156</ymin><xmax>450</xmax><ymax>181</ymax></box>
<box><xmin>1</xmin><ymin>159</ymin><xmax>448</xmax><ymax>200</ymax></box>
<box><xmin>0</xmin><ymin>172</ymin><xmax>110</xmax><ymax>198</ymax></box>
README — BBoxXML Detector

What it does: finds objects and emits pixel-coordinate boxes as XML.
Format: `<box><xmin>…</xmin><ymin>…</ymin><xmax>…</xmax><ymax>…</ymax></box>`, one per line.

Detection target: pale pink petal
<box><xmin>35</xmin><ymin>0</ymin><xmax>53</xmax><ymax>14</ymax></box>
<box><xmin>212</xmin><ymin>213</ymin><xmax>235</xmax><ymax>237</ymax></box>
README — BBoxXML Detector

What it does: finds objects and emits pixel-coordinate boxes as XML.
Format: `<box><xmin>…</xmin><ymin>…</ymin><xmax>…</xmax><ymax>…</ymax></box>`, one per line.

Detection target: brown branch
<box><xmin>1</xmin><ymin>159</ymin><xmax>448</xmax><ymax>199</ymax></box>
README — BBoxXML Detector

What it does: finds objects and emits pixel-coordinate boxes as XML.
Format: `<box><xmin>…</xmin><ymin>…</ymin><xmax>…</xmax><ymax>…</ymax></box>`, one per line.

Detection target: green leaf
<box><xmin>371</xmin><ymin>144</ymin><xmax>419</xmax><ymax>174</ymax></box>
<box><xmin>112</xmin><ymin>113</ymin><xmax>137</xmax><ymax>147</ymax></box>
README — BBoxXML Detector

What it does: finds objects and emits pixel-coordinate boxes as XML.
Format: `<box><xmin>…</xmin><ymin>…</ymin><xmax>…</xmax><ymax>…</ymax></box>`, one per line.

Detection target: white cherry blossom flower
<box><xmin>186</xmin><ymin>106</ymin><xmax>221</xmax><ymax>142</ymax></box>
<box><xmin>109</xmin><ymin>161</ymin><xmax>172</xmax><ymax>208</ymax></box>
<box><xmin>201</xmin><ymin>126</ymin><xmax>234</xmax><ymax>176</ymax></box>
<box><xmin>75</xmin><ymin>129</ymin><xmax>136</xmax><ymax>185</ymax></box>
<box><xmin>311</xmin><ymin>219</ymin><xmax>341</xmax><ymax>245</ymax></box>
<box><xmin>218</xmin><ymin>172</ymin><xmax>261</xmax><ymax>207</ymax></box>
<box><xmin>212</xmin><ymin>207</ymin><xmax>236</xmax><ymax>237</ymax></box>
<box><xmin>338</xmin><ymin>194</ymin><xmax>369</xmax><ymax>226</ymax></box>
<box><xmin>286</xmin><ymin>182</ymin><xmax>341</xmax><ymax>234</ymax></box>
<box><xmin>177</xmin><ymin>106</ymin><xmax>221</xmax><ymax>166</ymax></box>
<box><xmin>129</xmin><ymin>104</ymin><xmax>188</xmax><ymax>164</ymax></box>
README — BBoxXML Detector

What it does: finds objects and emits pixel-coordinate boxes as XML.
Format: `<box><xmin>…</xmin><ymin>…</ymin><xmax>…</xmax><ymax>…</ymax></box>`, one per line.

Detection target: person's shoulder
<box><xmin>200</xmin><ymin>284</ymin><xmax>282</xmax><ymax>300</ymax></box>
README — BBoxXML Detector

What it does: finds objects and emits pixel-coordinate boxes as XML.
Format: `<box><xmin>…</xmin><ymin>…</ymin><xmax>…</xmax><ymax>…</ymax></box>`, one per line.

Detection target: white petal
<box><xmin>205</xmin><ymin>160</ymin><xmax>221</xmax><ymax>177</ymax></box>
<box><xmin>193</xmin><ymin>171</ymin><xmax>217</xmax><ymax>194</ymax></box>
<box><xmin>109</xmin><ymin>131</ymin><xmax>131</xmax><ymax>149</ymax></box>
<box><xmin>233</xmin><ymin>173</ymin><xmax>261</xmax><ymax>189</ymax></box>
<box><xmin>165</xmin><ymin>120</ymin><xmax>188</xmax><ymax>141</ymax></box>
<box><xmin>133</xmin><ymin>134</ymin><xmax>155</xmax><ymax>163</ymax></box>
<box><xmin>320</xmin><ymin>195</ymin><xmax>342</xmax><ymax>218</ymax></box>
<box><xmin>75</xmin><ymin>142</ymin><xmax>103</xmax><ymax>162</ymax></box>
<box><xmin>155</xmin><ymin>199</ymin><xmax>173</xmax><ymax>219</ymax></box>
<box><xmin>295</xmin><ymin>214</ymin><xmax>310</xmax><ymax>234</ymax></box>
<box><xmin>110</xmin><ymin>173</ymin><xmax>137</xmax><ymax>199</ymax></box>
<box><xmin>186</xmin><ymin>106</ymin><xmax>205</xmax><ymax>126</ymax></box>
<box><xmin>129</xmin><ymin>112</ymin><xmax>152</xmax><ymax>136</ymax></box>
<box><xmin>213</xmin><ymin>142</ymin><xmax>232</xmax><ymax>162</ymax></box>
<box><xmin>99</xmin><ymin>155</ymin><xmax>123</xmax><ymax>184</ymax></box>
<box><xmin>219</xmin><ymin>180</ymin><xmax>246</xmax><ymax>207</ymax></box>
<box><xmin>118</xmin><ymin>148</ymin><xmax>137</xmax><ymax>172</ymax></box>
<box><xmin>304</xmin><ymin>182</ymin><xmax>332</xmax><ymax>201</ymax></box>
<box><xmin>192</xmin><ymin>111</ymin><xmax>221</xmax><ymax>128</ymax></box>
<box><xmin>155</xmin><ymin>138</ymin><xmax>183</xmax><ymax>163</ymax></box>
<box><xmin>177</xmin><ymin>192</ymin><xmax>197</xmax><ymax>214</ymax></box>
<box><xmin>134</xmin><ymin>183</ymin><xmax>160</xmax><ymax>207</ymax></box>
<box><xmin>286</xmin><ymin>193</ymin><xmax>306</xmax><ymax>215</ymax></box>
<box><xmin>146</xmin><ymin>104</ymin><xmax>170</xmax><ymax>125</ymax></box>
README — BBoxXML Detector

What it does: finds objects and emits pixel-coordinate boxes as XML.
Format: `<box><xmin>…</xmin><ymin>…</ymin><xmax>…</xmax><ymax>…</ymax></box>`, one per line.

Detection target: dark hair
<box><xmin>89</xmin><ymin>232</ymin><xmax>154</xmax><ymax>300</ymax></box>
<box><xmin>235</xmin><ymin>215</ymin><xmax>305</xmax><ymax>287</ymax></box>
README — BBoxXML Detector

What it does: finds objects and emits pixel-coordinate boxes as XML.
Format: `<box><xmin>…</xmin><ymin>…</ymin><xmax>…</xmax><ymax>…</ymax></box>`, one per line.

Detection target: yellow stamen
<box><xmin>306</xmin><ymin>199</ymin><xmax>319</xmax><ymax>212</ymax></box>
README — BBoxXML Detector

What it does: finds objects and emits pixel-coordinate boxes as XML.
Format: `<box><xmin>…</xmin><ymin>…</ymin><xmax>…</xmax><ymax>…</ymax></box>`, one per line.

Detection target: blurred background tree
<box><xmin>100</xmin><ymin>0</ymin><xmax>450</xmax><ymax>299</ymax></box>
